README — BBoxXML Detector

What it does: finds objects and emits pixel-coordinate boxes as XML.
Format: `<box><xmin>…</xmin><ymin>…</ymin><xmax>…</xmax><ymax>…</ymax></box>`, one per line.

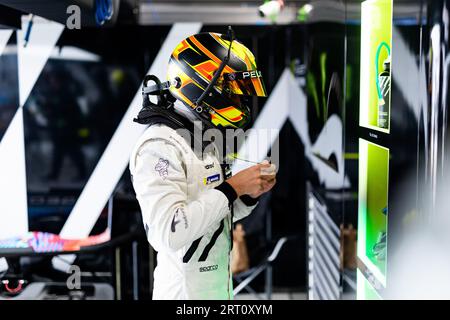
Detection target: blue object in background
<box><xmin>95</xmin><ymin>0</ymin><xmax>114</xmax><ymax>26</ymax></box>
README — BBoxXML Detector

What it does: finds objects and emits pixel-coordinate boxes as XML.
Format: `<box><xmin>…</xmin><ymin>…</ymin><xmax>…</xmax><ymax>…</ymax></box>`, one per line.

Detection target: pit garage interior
<box><xmin>0</xmin><ymin>0</ymin><xmax>450</xmax><ymax>300</ymax></box>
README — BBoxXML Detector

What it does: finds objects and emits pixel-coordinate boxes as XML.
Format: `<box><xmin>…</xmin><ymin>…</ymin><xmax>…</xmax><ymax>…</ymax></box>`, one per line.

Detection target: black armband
<box><xmin>215</xmin><ymin>182</ymin><xmax>238</xmax><ymax>203</ymax></box>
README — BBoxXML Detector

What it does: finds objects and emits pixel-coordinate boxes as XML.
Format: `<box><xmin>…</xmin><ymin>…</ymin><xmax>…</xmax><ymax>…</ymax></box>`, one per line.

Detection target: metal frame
<box><xmin>233</xmin><ymin>237</ymin><xmax>288</xmax><ymax>299</ymax></box>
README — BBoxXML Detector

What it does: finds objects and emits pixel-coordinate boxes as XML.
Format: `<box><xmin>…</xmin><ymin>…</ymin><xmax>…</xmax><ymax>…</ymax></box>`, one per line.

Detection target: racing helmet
<box><xmin>167</xmin><ymin>28</ymin><xmax>267</xmax><ymax>129</ymax></box>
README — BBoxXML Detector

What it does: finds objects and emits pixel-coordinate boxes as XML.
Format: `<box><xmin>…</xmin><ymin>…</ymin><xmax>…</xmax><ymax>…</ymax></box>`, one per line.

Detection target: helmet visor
<box><xmin>222</xmin><ymin>71</ymin><xmax>267</xmax><ymax>97</ymax></box>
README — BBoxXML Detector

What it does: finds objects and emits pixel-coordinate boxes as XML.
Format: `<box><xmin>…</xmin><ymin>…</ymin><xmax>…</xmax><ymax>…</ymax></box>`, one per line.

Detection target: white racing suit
<box><xmin>129</xmin><ymin>124</ymin><xmax>257</xmax><ymax>300</ymax></box>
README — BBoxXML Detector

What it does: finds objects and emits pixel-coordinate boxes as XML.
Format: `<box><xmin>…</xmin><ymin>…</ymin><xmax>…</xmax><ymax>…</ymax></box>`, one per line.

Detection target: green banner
<box><xmin>360</xmin><ymin>0</ymin><xmax>393</xmax><ymax>133</ymax></box>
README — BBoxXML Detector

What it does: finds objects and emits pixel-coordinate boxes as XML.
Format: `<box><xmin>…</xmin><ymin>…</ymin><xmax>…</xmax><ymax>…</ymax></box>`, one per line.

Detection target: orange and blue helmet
<box><xmin>167</xmin><ymin>29</ymin><xmax>267</xmax><ymax>129</ymax></box>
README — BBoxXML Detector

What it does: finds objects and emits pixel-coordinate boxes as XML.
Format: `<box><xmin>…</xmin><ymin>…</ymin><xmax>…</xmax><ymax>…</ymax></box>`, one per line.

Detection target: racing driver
<box><xmin>129</xmin><ymin>29</ymin><xmax>276</xmax><ymax>300</ymax></box>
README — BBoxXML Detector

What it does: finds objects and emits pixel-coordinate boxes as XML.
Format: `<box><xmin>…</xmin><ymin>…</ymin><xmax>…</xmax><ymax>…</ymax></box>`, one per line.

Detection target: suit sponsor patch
<box><xmin>199</xmin><ymin>265</ymin><xmax>218</xmax><ymax>273</ymax></box>
<box><xmin>155</xmin><ymin>158</ymin><xmax>169</xmax><ymax>179</ymax></box>
<box><xmin>205</xmin><ymin>163</ymin><xmax>214</xmax><ymax>170</ymax></box>
<box><xmin>203</xmin><ymin>173</ymin><xmax>220</xmax><ymax>185</ymax></box>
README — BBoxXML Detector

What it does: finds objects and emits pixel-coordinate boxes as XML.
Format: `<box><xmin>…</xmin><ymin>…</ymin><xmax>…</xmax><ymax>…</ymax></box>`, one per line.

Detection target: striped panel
<box><xmin>307</xmin><ymin>191</ymin><xmax>341</xmax><ymax>300</ymax></box>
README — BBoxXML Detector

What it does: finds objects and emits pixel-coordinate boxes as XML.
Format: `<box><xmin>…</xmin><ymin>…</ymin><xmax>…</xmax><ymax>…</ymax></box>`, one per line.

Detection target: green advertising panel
<box><xmin>359</xmin><ymin>0</ymin><xmax>393</xmax><ymax>133</ymax></box>
<box><xmin>358</xmin><ymin>139</ymin><xmax>389</xmax><ymax>287</ymax></box>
